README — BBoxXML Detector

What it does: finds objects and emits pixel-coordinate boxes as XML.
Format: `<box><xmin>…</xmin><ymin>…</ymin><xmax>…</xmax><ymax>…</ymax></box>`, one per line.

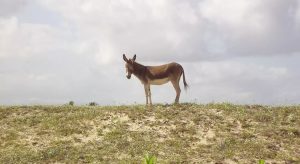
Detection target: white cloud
<box><xmin>0</xmin><ymin>0</ymin><xmax>29</xmax><ymax>17</ymax></box>
<box><xmin>38</xmin><ymin>0</ymin><xmax>207</xmax><ymax>61</ymax></box>
<box><xmin>199</xmin><ymin>0</ymin><xmax>266</xmax><ymax>32</ymax></box>
<box><xmin>199</xmin><ymin>0</ymin><xmax>300</xmax><ymax>56</ymax></box>
<box><xmin>0</xmin><ymin>0</ymin><xmax>299</xmax><ymax>105</ymax></box>
<box><xmin>0</xmin><ymin>16</ymin><xmax>76</xmax><ymax>60</ymax></box>
<box><xmin>295</xmin><ymin>1</ymin><xmax>300</xmax><ymax>27</ymax></box>
<box><xmin>190</xmin><ymin>60</ymin><xmax>289</xmax><ymax>85</ymax></box>
<box><xmin>185</xmin><ymin>59</ymin><xmax>297</xmax><ymax>104</ymax></box>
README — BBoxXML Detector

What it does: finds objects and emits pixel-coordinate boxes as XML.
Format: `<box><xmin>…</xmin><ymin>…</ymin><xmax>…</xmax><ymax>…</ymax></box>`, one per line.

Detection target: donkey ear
<box><xmin>132</xmin><ymin>54</ymin><xmax>136</xmax><ymax>61</ymax></box>
<box><xmin>123</xmin><ymin>54</ymin><xmax>128</xmax><ymax>62</ymax></box>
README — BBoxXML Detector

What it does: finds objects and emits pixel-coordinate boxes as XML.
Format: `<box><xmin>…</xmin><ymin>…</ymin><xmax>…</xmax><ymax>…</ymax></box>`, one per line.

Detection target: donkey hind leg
<box><xmin>148</xmin><ymin>85</ymin><xmax>152</xmax><ymax>105</ymax></box>
<box><xmin>171</xmin><ymin>80</ymin><xmax>181</xmax><ymax>104</ymax></box>
<box><xmin>144</xmin><ymin>84</ymin><xmax>149</xmax><ymax>105</ymax></box>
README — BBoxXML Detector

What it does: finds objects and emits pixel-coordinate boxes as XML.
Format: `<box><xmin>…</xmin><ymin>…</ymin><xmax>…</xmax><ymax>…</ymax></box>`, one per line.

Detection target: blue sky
<box><xmin>0</xmin><ymin>0</ymin><xmax>299</xmax><ymax>105</ymax></box>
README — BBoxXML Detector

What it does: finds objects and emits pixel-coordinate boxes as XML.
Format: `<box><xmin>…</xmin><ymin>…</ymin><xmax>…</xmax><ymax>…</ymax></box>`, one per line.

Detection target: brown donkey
<box><xmin>123</xmin><ymin>54</ymin><xmax>188</xmax><ymax>105</ymax></box>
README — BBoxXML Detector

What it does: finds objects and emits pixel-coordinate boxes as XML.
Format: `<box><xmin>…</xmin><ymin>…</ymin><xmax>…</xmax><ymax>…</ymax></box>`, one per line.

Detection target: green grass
<box><xmin>0</xmin><ymin>103</ymin><xmax>299</xmax><ymax>163</ymax></box>
<box><xmin>144</xmin><ymin>154</ymin><xmax>156</xmax><ymax>164</ymax></box>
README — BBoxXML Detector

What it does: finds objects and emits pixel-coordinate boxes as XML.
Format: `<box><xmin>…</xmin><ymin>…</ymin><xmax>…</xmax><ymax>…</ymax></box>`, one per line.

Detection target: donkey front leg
<box><xmin>144</xmin><ymin>84</ymin><xmax>152</xmax><ymax>106</ymax></box>
<box><xmin>144</xmin><ymin>84</ymin><xmax>149</xmax><ymax>105</ymax></box>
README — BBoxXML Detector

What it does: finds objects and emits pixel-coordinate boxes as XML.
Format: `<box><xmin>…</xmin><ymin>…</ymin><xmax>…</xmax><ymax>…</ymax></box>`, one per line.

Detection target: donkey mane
<box><xmin>131</xmin><ymin>61</ymin><xmax>147</xmax><ymax>83</ymax></box>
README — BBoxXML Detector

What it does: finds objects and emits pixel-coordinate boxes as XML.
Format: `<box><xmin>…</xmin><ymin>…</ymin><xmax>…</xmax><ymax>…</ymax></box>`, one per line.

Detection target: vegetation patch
<box><xmin>0</xmin><ymin>103</ymin><xmax>299</xmax><ymax>163</ymax></box>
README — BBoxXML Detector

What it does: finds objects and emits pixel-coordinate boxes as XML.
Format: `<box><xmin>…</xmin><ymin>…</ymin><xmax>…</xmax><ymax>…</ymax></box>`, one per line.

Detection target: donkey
<box><xmin>123</xmin><ymin>54</ymin><xmax>188</xmax><ymax>105</ymax></box>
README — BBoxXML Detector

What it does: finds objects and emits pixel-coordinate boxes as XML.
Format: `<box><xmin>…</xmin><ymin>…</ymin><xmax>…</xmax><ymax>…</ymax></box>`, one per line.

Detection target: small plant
<box><xmin>89</xmin><ymin>102</ymin><xmax>98</xmax><ymax>106</ymax></box>
<box><xmin>68</xmin><ymin>101</ymin><xmax>74</xmax><ymax>106</ymax></box>
<box><xmin>259</xmin><ymin>159</ymin><xmax>265</xmax><ymax>164</ymax></box>
<box><xmin>144</xmin><ymin>154</ymin><xmax>156</xmax><ymax>164</ymax></box>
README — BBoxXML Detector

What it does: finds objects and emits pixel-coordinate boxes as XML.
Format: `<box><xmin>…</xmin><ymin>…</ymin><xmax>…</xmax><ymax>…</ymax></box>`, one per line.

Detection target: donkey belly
<box><xmin>149</xmin><ymin>78</ymin><xmax>169</xmax><ymax>85</ymax></box>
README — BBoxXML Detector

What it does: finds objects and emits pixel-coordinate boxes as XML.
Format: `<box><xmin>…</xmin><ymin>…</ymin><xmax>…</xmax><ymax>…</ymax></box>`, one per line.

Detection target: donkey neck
<box><xmin>132</xmin><ymin>62</ymin><xmax>147</xmax><ymax>83</ymax></box>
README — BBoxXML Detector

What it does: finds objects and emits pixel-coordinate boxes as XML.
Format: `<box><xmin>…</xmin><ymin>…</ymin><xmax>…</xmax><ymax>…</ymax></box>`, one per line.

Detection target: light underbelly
<box><xmin>149</xmin><ymin>78</ymin><xmax>170</xmax><ymax>85</ymax></box>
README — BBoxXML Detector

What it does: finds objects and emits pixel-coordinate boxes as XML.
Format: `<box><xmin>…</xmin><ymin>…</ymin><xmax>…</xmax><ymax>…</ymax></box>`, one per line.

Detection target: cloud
<box><xmin>199</xmin><ymin>0</ymin><xmax>300</xmax><ymax>56</ymax></box>
<box><xmin>36</xmin><ymin>0</ymin><xmax>300</xmax><ymax>62</ymax></box>
<box><xmin>0</xmin><ymin>0</ymin><xmax>29</xmax><ymax>17</ymax></box>
<box><xmin>0</xmin><ymin>16</ymin><xmax>67</xmax><ymax>59</ymax></box>
<box><xmin>295</xmin><ymin>1</ymin><xmax>300</xmax><ymax>27</ymax></box>
<box><xmin>0</xmin><ymin>0</ymin><xmax>299</xmax><ymax>105</ymax></box>
<box><xmin>38</xmin><ymin>0</ymin><xmax>206</xmax><ymax>62</ymax></box>
<box><xmin>185</xmin><ymin>57</ymin><xmax>299</xmax><ymax>104</ymax></box>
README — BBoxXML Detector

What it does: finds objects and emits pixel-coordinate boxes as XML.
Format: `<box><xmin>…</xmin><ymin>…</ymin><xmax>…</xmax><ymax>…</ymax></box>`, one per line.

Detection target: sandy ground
<box><xmin>0</xmin><ymin>104</ymin><xmax>299</xmax><ymax>163</ymax></box>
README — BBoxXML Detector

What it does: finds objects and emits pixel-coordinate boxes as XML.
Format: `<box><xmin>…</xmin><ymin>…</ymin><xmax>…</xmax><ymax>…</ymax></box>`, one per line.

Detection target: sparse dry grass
<box><xmin>0</xmin><ymin>103</ymin><xmax>299</xmax><ymax>163</ymax></box>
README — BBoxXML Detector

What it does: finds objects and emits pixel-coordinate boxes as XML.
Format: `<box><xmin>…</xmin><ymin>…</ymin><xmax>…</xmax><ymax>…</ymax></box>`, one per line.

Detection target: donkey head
<box><xmin>123</xmin><ymin>54</ymin><xmax>136</xmax><ymax>79</ymax></box>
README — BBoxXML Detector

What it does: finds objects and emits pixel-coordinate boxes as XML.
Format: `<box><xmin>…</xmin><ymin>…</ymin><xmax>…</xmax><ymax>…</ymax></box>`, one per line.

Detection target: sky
<box><xmin>0</xmin><ymin>0</ymin><xmax>300</xmax><ymax>105</ymax></box>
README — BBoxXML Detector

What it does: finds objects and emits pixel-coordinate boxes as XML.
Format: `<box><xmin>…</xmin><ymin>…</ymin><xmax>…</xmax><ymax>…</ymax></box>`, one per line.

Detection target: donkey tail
<box><xmin>181</xmin><ymin>67</ymin><xmax>189</xmax><ymax>91</ymax></box>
